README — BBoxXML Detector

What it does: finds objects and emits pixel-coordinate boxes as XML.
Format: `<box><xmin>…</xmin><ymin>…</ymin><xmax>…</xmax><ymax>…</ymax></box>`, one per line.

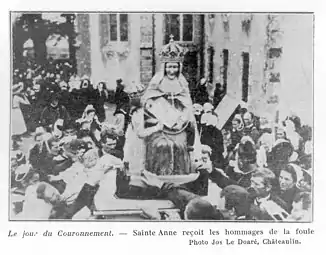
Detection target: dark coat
<box><xmin>40</xmin><ymin>104</ymin><xmax>70</xmax><ymax>130</ymax></box>
<box><xmin>59</xmin><ymin>90</ymin><xmax>73</xmax><ymax>116</ymax></box>
<box><xmin>69</xmin><ymin>89</ymin><xmax>85</xmax><ymax>120</ymax></box>
<box><xmin>114</xmin><ymin>86</ymin><xmax>129</xmax><ymax>110</ymax></box>
<box><xmin>29</xmin><ymin>144</ymin><xmax>43</xmax><ymax>170</ymax></box>
<box><xmin>113</xmin><ymin>100</ymin><xmax>131</xmax><ymax>152</ymax></box>
<box><xmin>213</xmin><ymin>87</ymin><xmax>225</xmax><ymax>108</ymax></box>
<box><xmin>192</xmin><ymin>84</ymin><xmax>209</xmax><ymax>105</ymax></box>
<box><xmin>98</xmin><ymin>148</ymin><xmax>124</xmax><ymax>160</ymax></box>
<box><xmin>242</xmin><ymin>125</ymin><xmax>260</xmax><ymax>144</ymax></box>
<box><xmin>248</xmin><ymin>192</ymin><xmax>290</xmax><ymax>220</ymax></box>
<box><xmin>32</xmin><ymin>143</ymin><xmax>73</xmax><ymax>181</ymax></box>
<box><xmin>33</xmin><ymin>90</ymin><xmax>51</xmax><ymax>124</ymax></box>
<box><xmin>200</xmin><ymin>125</ymin><xmax>225</xmax><ymax>168</ymax></box>
<box><xmin>228</xmin><ymin>129</ymin><xmax>243</xmax><ymax>152</ymax></box>
<box><xmin>272</xmin><ymin>185</ymin><xmax>299</xmax><ymax>213</ymax></box>
<box><xmin>86</xmin><ymin>87</ymin><xmax>97</xmax><ymax>107</ymax></box>
<box><xmin>209</xmin><ymin>165</ymin><xmax>254</xmax><ymax>189</ymax></box>
<box><xmin>267</xmin><ymin>141</ymin><xmax>294</xmax><ymax>173</ymax></box>
<box><xmin>94</xmin><ymin>91</ymin><xmax>107</xmax><ymax>122</ymax></box>
<box><xmin>76</xmin><ymin>119</ymin><xmax>102</xmax><ymax>147</ymax></box>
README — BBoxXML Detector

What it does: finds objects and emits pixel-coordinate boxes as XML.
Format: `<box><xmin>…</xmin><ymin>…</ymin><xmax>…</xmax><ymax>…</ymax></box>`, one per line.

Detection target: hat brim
<box><xmin>12</xmin><ymin>84</ymin><xmax>24</xmax><ymax>94</ymax></box>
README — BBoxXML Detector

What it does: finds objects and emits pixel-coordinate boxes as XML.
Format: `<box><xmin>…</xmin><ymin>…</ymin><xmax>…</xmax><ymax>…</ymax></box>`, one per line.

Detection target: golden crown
<box><xmin>159</xmin><ymin>35</ymin><xmax>186</xmax><ymax>63</ymax></box>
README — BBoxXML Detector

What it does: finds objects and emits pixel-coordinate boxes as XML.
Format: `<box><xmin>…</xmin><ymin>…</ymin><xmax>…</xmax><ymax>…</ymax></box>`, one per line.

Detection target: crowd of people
<box><xmin>189</xmin><ymin>99</ymin><xmax>312</xmax><ymax>221</ymax></box>
<box><xmin>11</xmin><ymin>60</ymin><xmax>127</xmax><ymax>219</ymax></box>
<box><xmin>10</xmin><ymin>39</ymin><xmax>312</xmax><ymax>222</ymax></box>
<box><xmin>11</xmin><ymin>60</ymin><xmax>115</xmax><ymax>149</ymax></box>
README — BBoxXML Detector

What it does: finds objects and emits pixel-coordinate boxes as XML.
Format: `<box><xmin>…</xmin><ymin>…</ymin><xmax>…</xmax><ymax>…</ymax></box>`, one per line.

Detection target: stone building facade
<box><xmin>75</xmin><ymin>13</ymin><xmax>204</xmax><ymax>93</ymax></box>
<box><xmin>204</xmin><ymin>13</ymin><xmax>313</xmax><ymax>125</ymax></box>
<box><xmin>75</xmin><ymin>13</ymin><xmax>313</xmax><ymax>125</ymax></box>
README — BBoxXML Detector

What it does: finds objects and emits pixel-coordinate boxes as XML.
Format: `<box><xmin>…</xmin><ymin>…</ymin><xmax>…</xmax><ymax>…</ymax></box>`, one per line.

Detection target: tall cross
<box><xmin>169</xmin><ymin>34</ymin><xmax>174</xmax><ymax>43</ymax></box>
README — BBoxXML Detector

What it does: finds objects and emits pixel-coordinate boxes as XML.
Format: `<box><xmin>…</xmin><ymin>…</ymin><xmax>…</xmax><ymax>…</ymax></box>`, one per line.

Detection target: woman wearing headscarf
<box><xmin>284</xmin><ymin>119</ymin><xmax>303</xmax><ymax>153</ymax></box>
<box><xmin>267</xmin><ymin>128</ymin><xmax>294</xmax><ymax>174</ymax></box>
<box><xmin>76</xmin><ymin>105</ymin><xmax>102</xmax><ymax>147</ymax></box>
<box><xmin>272</xmin><ymin>164</ymin><xmax>301</xmax><ymax>213</ymax></box>
<box><xmin>256</xmin><ymin>133</ymin><xmax>274</xmax><ymax>168</ymax></box>
<box><xmin>12</xmin><ymin>83</ymin><xmax>30</xmax><ymax>149</ymax></box>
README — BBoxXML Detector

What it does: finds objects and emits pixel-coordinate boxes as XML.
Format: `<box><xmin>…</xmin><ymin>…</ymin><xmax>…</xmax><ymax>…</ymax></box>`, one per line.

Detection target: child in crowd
<box><xmin>76</xmin><ymin>105</ymin><xmax>102</xmax><ymax>145</ymax></box>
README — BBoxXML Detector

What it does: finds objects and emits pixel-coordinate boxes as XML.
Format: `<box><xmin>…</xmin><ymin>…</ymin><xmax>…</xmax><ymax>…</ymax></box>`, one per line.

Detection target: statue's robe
<box><xmin>139</xmin><ymin>72</ymin><xmax>197</xmax><ymax>175</ymax></box>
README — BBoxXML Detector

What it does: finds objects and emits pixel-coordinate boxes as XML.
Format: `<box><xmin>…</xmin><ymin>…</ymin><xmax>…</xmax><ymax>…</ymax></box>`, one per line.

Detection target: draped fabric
<box><xmin>123</xmin><ymin>108</ymin><xmax>146</xmax><ymax>174</ymax></box>
<box><xmin>140</xmin><ymin>73</ymin><xmax>196</xmax><ymax>175</ymax></box>
<box><xmin>141</xmin><ymin>71</ymin><xmax>192</xmax><ymax>110</ymax></box>
<box><xmin>144</xmin><ymin>131</ymin><xmax>191</xmax><ymax>175</ymax></box>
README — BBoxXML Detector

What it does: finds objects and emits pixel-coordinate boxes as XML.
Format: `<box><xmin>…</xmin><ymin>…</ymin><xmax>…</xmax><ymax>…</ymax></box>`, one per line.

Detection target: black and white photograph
<box><xmin>9</xmin><ymin>12</ymin><xmax>313</xmax><ymax>221</ymax></box>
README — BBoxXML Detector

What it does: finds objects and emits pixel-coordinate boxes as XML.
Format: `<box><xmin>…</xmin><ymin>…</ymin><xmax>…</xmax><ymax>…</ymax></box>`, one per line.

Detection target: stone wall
<box><xmin>76</xmin><ymin>14</ymin><xmax>91</xmax><ymax>77</ymax></box>
<box><xmin>140</xmin><ymin>14</ymin><xmax>154</xmax><ymax>85</ymax></box>
<box><xmin>76</xmin><ymin>13</ymin><xmax>204</xmax><ymax>90</ymax></box>
<box><xmin>75</xmin><ymin>13</ymin><xmax>313</xmax><ymax>124</ymax></box>
<box><xmin>76</xmin><ymin>14</ymin><xmax>143</xmax><ymax>90</ymax></box>
<box><xmin>277</xmin><ymin>14</ymin><xmax>313</xmax><ymax>125</ymax></box>
<box><xmin>206</xmin><ymin>13</ymin><xmax>313</xmax><ymax>124</ymax></box>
